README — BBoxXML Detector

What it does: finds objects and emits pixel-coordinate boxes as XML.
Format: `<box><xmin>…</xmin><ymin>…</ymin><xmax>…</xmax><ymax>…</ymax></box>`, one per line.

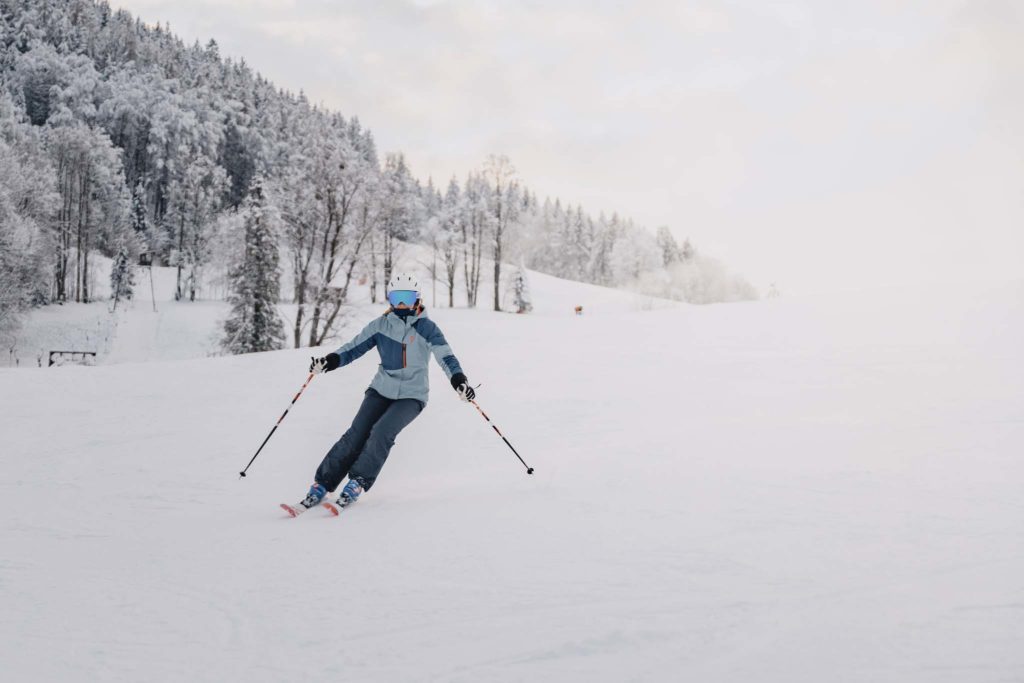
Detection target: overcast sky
<box><xmin>114</xmin><ymin>0</ymin><xmax>1023</xmax><ymax>293</ymax></box>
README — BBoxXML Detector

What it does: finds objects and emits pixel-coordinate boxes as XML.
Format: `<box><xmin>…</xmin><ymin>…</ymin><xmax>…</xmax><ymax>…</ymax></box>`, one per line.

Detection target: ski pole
<box><xmin>238</xmin><ymin>372</ymin><xmax>316</xmax><ymax>478</ymax></box>
<box><xmin>469</xmin><ymin>399</ymin><xmax>534</xmax><ymax>475</ymax></box>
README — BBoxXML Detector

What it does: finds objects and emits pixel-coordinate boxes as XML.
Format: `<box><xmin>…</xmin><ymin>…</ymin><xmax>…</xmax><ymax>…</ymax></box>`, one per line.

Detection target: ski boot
<box><xmin>323</xmin><ymin>478</ymin><xmax>364</xmax><ymax>515</ymax></box>
<box><xmin>280</xmin><ymin>483</ymin><xmax>327</xmax><ymax>517</ymax></box>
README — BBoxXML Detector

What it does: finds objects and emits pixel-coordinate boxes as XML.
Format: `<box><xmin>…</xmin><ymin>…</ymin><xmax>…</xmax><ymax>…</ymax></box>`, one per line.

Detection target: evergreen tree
<box><xmin>110</xmin><ymin>243</ymin><xmax>135</xmax><ymax>310</ymax></box>
<box><xmin>589</xmin><ymin>214</ymin><xmax>616</xmax><ymax>286</ymax></box>
<box><xmin>512</xmin><ymin>261</ymin><xmax>533</xmax><ymax>314</ymax></box>
<box><xmin>221</xmin><ymin>176</ymin><xmax>285</xmax><ymax>354</ymax></box>
<box><xmin>377</xmin><ymin>152</ymin><xmax>421</xmax><ymax>290</ymax></box>
<box><xmin>130</xmin><ymin>180</ymin><xmax>148</xmax><ymax>235</ymax></box>
<box><xmin>656</xmin><ymin>226</ymin><xmax>683</xmax><ymax>266</ymax></box>
<box><xmin>681</xmin><ymin>238</ymin><xmax>695</xmax><ymax>261</ymax></box>
<box><xmin>221</xmin><ymin>120</ymin><xmax>256</xmax><ymax>209</ymax></box>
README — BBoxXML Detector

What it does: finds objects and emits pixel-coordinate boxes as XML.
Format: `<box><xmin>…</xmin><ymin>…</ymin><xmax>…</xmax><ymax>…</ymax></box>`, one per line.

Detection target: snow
<box><xmin>2</xmin><ymin>261</ymin><xmax>226</xmax><ymax>367</ymax></box>
<box><xmin>1</xmin><ymin>272</ymin><xmax>1022</xmax><ymax>681</ymax></box>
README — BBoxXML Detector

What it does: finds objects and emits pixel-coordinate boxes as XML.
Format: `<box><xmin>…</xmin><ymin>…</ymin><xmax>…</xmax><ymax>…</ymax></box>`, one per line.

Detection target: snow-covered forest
<box><xmin>0</xmin><ymin>0</ymin><xmax>756</xmax><ymax>354</ymax></box>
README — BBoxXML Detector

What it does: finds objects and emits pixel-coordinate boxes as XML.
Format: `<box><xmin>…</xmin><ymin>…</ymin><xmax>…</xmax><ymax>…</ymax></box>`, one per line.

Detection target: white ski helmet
<box><xmin>387</xmin><ymin>272</ymin><xmax>419</xmax><ymax>294</ymax></box>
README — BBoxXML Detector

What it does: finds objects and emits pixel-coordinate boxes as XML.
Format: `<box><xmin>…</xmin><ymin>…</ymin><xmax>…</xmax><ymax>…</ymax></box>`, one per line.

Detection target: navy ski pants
<box><xmin>315</xmin><ymin>388</ymin><xmax>424</xmax><ymax>492</ymax></box>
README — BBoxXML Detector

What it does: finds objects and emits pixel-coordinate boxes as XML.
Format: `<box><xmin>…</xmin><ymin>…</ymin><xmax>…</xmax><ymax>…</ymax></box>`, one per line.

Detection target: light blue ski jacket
<box><xmin>332</xmin><ymin>308</ymin><xmax>463</xmax><ymax>405</ymax></box>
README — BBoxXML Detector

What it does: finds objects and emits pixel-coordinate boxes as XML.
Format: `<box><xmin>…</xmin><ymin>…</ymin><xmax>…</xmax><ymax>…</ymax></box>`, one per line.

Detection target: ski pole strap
<box><xmin>469</xmin><ymin>399</ymin><xmax>534</xmax><ymax>475</ymax></box>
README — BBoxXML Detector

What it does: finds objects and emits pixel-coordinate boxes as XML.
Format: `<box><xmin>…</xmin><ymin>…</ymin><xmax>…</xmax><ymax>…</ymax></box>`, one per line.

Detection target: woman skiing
<box><xmin>282</xmin><ymin>273</ymin><xmax>475</xmax><ymax>516</ymax></box>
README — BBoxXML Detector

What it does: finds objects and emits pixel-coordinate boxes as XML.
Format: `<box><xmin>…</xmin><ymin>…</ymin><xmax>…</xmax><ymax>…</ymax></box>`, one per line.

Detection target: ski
<box><xmin>280</xmin><ymin>500</ymin><xmax>344</xmax><ymax>517</ymax></box>
<box><xmin>280</xmin><ymin>501</ymin><xmax>333</xmax><ymax>517</ymax></box>
<box><xmin>282</xmin><ymin>482</ymin><xmax>360</xmax><ymax>517</ymax></box>
<box><xmin>280</xmin><ymin>502</ymin><xmax>308</xmax><ymax>517</ymax></box>
<box><xmin>321</xmin><ymin>499</ymin><xmax>354</xmax><ymax>516</ymax></box>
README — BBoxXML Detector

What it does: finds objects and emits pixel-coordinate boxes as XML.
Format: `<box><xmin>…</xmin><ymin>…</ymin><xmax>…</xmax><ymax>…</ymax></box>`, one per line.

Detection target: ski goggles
<box><xmin>387</xmin><ymin>289</ymin><xmax>420</xmax><ymax>308</ymax></box>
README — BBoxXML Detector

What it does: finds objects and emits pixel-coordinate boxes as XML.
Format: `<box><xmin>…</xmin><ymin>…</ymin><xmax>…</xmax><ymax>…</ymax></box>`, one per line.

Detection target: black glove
<box><xmin>450</xmin><ymin>372</ymin><xmax>475</xmax><ymax>401</ymax></box>
<box><xmin>310</xmin><ymin>353</ymin><xmax>340</xmax><ymax>374</ymax></box>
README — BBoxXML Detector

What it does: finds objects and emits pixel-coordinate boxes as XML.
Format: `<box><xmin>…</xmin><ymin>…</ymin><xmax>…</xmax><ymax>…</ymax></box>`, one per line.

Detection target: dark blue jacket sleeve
<box><xmin>417</xmin><ymin>319</ymin><xmax>463</xmax><ymax>380</ymax></box>
<box><xmin>332</xmin><ymin>320</ymin><xmax>379</xmax><ymax>367</ymax></box>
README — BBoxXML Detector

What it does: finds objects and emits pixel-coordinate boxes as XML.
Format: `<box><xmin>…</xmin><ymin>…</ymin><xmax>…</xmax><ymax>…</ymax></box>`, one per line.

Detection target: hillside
<box><xmin>0</xmin><ymin>0</ymin><xmax>754</xmax><ymax>358</ymax></box>
<box><xmin>4</xmin><ymin>249</ymin><xmax>678</xmax><ymax>367</ymax></box>
<box><xmin>1</xmin><ymin>272</ymin><xmax>1022</xmax><ymax>681</ymax></box>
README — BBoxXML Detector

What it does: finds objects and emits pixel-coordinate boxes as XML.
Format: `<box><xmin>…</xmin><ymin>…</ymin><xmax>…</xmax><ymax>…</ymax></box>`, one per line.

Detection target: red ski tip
<box><xmin>280</xmin><ymin>503</ymin><xmax>299</xmax><ymax>517</ymax></box>
<box><xmin>322</xmin><ymin>502</ymin><xmax>340</xmax><ymax>516</ymax></box>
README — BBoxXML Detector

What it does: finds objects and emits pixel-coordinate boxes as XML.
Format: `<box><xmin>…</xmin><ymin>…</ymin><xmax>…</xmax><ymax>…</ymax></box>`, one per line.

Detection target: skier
<box><xmin>282</xmin><ymin>273</ymin><xmax>476</xmax><ymax>516</ymax></box>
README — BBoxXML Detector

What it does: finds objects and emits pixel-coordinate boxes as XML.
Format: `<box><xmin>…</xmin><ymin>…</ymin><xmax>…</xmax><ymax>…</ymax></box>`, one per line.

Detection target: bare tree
<box><xmin>482</xmin><ymin>155</ymin><xmax>519</xmax><ymax>312</ymax></box>
<box><xmin>278</xmin><ymin>168</ymin><xmax>321</xmax><ymax>347</ymax></box>
<box><xmin>306</xmin><ymin>157</ymin><xmax>375</xmax><ymax>347</ymax></box>
<box><xmin>48</xmin><ymin>123</ymin><xmax>126</xmax><ymax>303</ymax></box>
<box><xmin>461</xmin><ymin>173</ymin><xmax>489</xmax><ymax>307</ymax></box>
<box><xmin>435</xmin><ymin>178</ymin><xmax>461</xmax><ymax>307</ymax></box>
<box><xmin>277</xmin><ymin>118</ymin><xmax>378</xmax><ymax>348</ymax></box>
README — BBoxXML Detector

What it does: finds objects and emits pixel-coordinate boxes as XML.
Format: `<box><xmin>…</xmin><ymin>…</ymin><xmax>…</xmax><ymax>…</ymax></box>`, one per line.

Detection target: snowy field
<box><xmin>1</xmin><ymin>272</ymin><xmax>1022</xmax><ymax>682</ymax></box>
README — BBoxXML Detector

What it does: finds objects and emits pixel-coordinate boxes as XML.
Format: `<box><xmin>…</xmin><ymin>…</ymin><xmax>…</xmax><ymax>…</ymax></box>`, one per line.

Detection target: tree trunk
<box><xmin>189</xmin><ymin>191</ymin><xmax>201</xmax><ymax>302</ymax></box>
<box><xmin>75</xmin><ymin>170</ymin><xmax>86</xmax><ymax>302</ymax></box>
<box><xmin>293</xmin><ymin>277</ymin><xmax>306</xmax><ymax>348</ymax></box>
<box><xmin>288</xmin><ymin>216</ymin><xmax>317</xmax><ymax>348</ymax></box>
<box><xmin>369</xmin><ymin>233</ymin><xmax>378</xmax><ymax>303</ymax></box>
<box><xmin>492</xmin><ymin>192</ymin><xmax>502</xmax><ymax>312</ymax></box>
<box><xmin>82</xmin><ymin>167</ymin><xmax>92</xmax><ymax>303</ymax></box>
<box><xmin>307</xmin><ymin>303</ymin><xmax>321</xmax><ymax>348</ymax></box>
<box><xmin>175</xmin><ymin>212</ymin><xmax>185</xmax><ymax>301</ymax></box>
<box><xmin>55</xmin><ymin>150</ymin><xmax>74</xmax><ymax>303</ymax></box>
<box><xmin>493</xmin><ymin>260</ymin><xmax>500</xmax><ymax>311</ymax></box>
<box><xmin>493</xmin><ymin>234</ymin><xmax>501</xmax><ymax>312</ymax></box>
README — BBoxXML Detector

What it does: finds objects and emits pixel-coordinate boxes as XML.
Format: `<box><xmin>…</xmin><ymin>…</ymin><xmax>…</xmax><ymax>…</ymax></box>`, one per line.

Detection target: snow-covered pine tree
<box><xmin>378</xmin><ymin>152</ymin><xmax>422</xmax><ymax>291</ymax></box>
<box><xmin>589</xmin><ymin>213</ymin><xmax>616</xmax><ymax>286</ymax></box>
<box><xmin>221</xmin><ymin>176</ymin><xmax>286</xmax><ymax>354</ymax></box>
<box><xmin>110</xmin><ymin>244</ymin><xmax>135</xmax><ymax>311</ymax></box>
<box><xmin>512</xmin><ymin>261</ymin><xmax>533</xmax><ymax>314</ymax></box>
<box><xmin>130</xmin><ymin>181</ymin><xmax>148</xmax><ymax>237</ymax></box>
<box><xmin>681</xmin><ymin>238</ymin><xmax>695</xmax><ymax>261</ymax></box>
<box><xmin>656</xmin><ymin>226</ymin><xmax>683</xmax><ymax>266</ymax></box>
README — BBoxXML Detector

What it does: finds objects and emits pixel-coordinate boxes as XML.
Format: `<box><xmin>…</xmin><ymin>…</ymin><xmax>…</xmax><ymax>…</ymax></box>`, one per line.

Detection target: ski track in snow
<box><xmin>1</xmin><ymin>274</ymin><xmax>1023</xmax><ymax>681</ymax></box>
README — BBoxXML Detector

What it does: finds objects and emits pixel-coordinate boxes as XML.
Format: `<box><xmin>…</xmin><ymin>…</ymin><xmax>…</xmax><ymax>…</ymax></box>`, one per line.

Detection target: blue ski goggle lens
<box><xmin>387</xmin><ymin>290</ymin><xmax>419</xmax><ymax>307</ymax></box>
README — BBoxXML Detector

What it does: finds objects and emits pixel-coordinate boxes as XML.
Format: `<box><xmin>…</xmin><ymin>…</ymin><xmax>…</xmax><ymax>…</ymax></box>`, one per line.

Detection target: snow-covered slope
<box><xmin>2</xmin><ymin>263</ymin><xmax>226</xmax><ymax>367</ymax></box>
<box><xmin>1</xmin><ymin>278</ymin><xmax>1022</xmax><ymax>682</ymax></box>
